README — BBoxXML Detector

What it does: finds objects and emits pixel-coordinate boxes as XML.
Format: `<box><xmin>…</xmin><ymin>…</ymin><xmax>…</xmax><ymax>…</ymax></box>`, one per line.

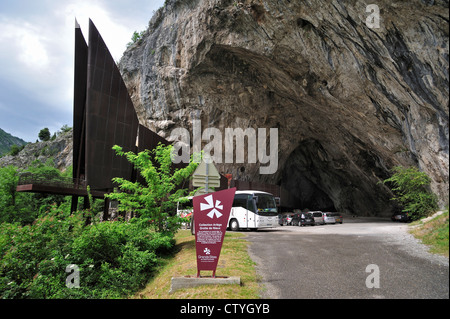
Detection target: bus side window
<box><xmin>233</xmin><ymin>195</ymin><xmax>247</xmax><ymax>210</ymax></box>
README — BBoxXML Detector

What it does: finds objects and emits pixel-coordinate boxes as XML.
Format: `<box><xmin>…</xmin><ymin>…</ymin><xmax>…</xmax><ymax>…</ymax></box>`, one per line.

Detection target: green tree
<box><xmin>127</xmin><ymin>30</ymin><xmax>145</xmax><ymax>47</ymax></box>
<box><xmin>0</xmin><ymin>165</ymin><xmax>34</xmax><ymax>224</ymax></box>
<box><xmin>8</xmin><ymin>144</ymin><xmax>21</xmax><ymax>156</ymax></box>
<box><xmin>59</xmin><ymin>124</ymin><xmax>72</xmax><ymax>134</ymax></box>
<box><xmin>105</xmin><ymin>143</ymin><xmax>198</xmax><ymax>233</ymax></box>
<box><xmin>383</xmin><ymin>166</ymin><xmax>438</xmax><ymax>220</ymax></box>
<box><xmin>38</xmin><ymin>128</ymin><xmax>51</xmax><ymax>141</ymax></box>
<box><xmin>0</xmin><ymin>163</ymin><xmax>72</xmax><ymax>225</ymax></box>
<box><xmin>0</xmin><ymin>165</ymin><xmax>19</xmax><ymax>209</ymax></box>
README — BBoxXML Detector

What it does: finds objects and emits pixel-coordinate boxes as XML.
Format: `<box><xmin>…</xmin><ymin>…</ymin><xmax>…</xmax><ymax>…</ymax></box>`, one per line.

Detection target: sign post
<box><xmin>192</xmin><ymin>156</ymin><xmax>221</xmax><ymax>195</ymax></box>
<box><xmin>193</xmin><ymin>187</ymin><xmax>236</xmax><ymax>277</ymax></box>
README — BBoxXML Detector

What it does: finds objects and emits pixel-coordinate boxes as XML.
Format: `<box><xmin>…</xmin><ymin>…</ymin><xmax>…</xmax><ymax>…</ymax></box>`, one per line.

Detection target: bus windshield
<box><xmin>178</xmin><ymin>199</ymin><xmax>193</xmax><ymax>210</ymax></box>
<box><xmin>256</xmin><ymin>194</ymin><xmax>278</xmax><ymax>216</ymax></box>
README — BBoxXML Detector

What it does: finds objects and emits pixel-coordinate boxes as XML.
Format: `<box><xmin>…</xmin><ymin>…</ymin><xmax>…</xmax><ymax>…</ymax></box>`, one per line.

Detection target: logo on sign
<box><xmin>200</xmin><ymin>194</ymin><xmax>223</xmax><ymax>219</ymax></box>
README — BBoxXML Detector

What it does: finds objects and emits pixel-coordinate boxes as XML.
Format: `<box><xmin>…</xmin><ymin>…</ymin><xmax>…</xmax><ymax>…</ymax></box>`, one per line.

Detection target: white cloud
<box><xmin>0</xmin><ymin>0</ymin><xmax>165</xmax><ymax>142</ymax></box>
<box><xmin>0</xmin><ymin>14</ymin><xmax>67</xmax><ymax>103</ymax></box>
<box><xmin>59</xmin><ymin>0</ymin><xmax>147</xmax><ymax>62</ymax></box>
<box><xmin>0</xmin><ymin>19</ymin><xmax>50</xmax><ymax>70</ymax></box>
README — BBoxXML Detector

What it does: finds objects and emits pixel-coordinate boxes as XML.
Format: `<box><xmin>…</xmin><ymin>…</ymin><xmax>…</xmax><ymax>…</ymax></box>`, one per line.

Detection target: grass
<box><xmin>132</xmin><ymin>230</ymin><xmax>261</xmax><ymax>299</ymax></box>
<box><xmin>410</xmin><ymin>210</ymin><xmax>449</xmax><ymax>257</ymax></box>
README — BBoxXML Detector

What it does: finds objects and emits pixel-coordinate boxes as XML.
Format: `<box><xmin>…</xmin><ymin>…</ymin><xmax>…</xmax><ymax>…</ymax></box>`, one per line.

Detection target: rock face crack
<box><xmin>120</xmin><ymin>0</ymin><xmax>449</xmax><ymax>216</ymax></box>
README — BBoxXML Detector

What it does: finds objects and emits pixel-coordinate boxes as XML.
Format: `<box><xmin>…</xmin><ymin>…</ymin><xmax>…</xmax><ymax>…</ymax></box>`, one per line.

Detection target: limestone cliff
<box><xmin>119</xmin><ymin>0</ymin><xmax>449</xmax><ymax>215</ymax></box>
<box><xmin>0</xmin><ymin>130</ymin><xmax>73</xmax><ymax>172</ymax></box>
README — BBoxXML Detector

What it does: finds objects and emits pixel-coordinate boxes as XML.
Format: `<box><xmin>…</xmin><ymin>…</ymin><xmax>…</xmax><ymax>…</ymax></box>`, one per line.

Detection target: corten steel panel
<box><xmin>137</xmin><ymin>124</ymin><xmax>169</xmax><ymax>153</ymax></box>
<box><xmin>85</xmin><ymin>19</ymin><xmax>139</xmax><ymax>190</ymax></box>
<box><xmin>73</xmin><ymin>20</ymin><xmax>88</xmax><ymax>181</ymax></box>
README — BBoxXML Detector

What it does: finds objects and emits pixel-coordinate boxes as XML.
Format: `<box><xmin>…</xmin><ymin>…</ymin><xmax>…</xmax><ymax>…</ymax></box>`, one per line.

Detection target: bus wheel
<box><xmin>230</xmin><ymin>219</ymin><xmax>239</xmax><ymax>231</ymax></box>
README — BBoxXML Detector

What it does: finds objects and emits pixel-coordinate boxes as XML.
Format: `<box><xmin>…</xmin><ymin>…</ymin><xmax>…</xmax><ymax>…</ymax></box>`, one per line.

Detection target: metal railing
<box><xmin>17</xmin><ymin>172</ymin><xmax>87</xmax><ymax>190</ymax></box>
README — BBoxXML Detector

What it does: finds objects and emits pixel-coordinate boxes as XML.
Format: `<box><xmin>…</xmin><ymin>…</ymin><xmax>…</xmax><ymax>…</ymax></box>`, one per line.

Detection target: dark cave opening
<box><xmin>279</xmin><ymin>139</ymin><xmax>337</xmax><ymax>213</ymax></box>
<box><xmin>281</xmin><ymin>174</ymin><xmax>337</xmax><ymax>212</ymax></box>
<box><xmin>277</xmin><ymin>139</ymin><xmax>396</xmax><ymax>216</ymax></box>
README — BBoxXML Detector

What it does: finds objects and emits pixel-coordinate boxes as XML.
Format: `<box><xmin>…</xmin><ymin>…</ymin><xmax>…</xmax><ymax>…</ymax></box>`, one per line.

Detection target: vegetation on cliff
<box><xmin>383</xmin><ymin>166</ymin><xmax>439</xmax><ymax>221</ymax></box>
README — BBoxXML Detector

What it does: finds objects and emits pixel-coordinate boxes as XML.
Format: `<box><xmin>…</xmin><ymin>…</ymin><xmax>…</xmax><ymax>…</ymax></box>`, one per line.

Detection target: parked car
<box><xmin>391</xmin><ymin>212</ymin><xmax>411</xmax><ymax>223</ymax></box>
<box><xmin>284</xmin><ymin>214</ymin><xmax>294</xmax><ymax>225</ymax></box>
<box><xmin>334</xmin><ymin>213</ymin><xmax>343</xmax><ymax>224</ymax></box>
<box><xmin>292</xmin><ymin>212</ymin><xmax>315</xmax><ymax>226</ymax></box>
<box><xmin>311</xmin><ymin>211</ymin><xmax>325</xmax><ymax>225</ymax></box>
<box><xmin>291</xmin><ymin>213</ymin><xmax>301</xmax><ymax>226</ymax></box>
<box><xmin>278</xmin><ymin>213</ymin><xmax>293</xmax><ymax>226</ymax></box>
<box><xmin>323</xmin><ymin>212</ymin><xmax>336</xmax><ymax>224</ymax></box>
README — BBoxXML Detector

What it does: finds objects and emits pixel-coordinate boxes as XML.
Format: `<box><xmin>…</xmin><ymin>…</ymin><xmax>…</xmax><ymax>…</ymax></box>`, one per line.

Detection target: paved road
<box><xmin>244</xmin><ymin>217</ymin><xmax>449</xmax><ymax>299</ymax></box>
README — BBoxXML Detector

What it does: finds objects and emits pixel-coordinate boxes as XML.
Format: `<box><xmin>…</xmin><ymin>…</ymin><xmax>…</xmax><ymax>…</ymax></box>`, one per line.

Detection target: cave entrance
<box><xmin>281</xmin><ymin>175</ymin><xmax>337</xmax><ymax>213</ymax></box>
<box><xmin>279</xmin><ymin>139</ymin><xmax>338</xmax><ymax>213</ymax></box>
<box><xmin>277</xmin><ymin>138</ymin><xmax>395</xmax><ymax>217</ymax></box>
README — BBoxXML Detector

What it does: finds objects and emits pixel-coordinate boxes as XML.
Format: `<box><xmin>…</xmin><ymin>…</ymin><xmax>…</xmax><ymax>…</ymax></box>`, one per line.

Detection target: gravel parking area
<box><xmin>245</xmin><ymin>216</ymin><xmax>449</xmax><ymax>299</ymax></box>
<box><xmin>285</xmin><ymin>216</ymin><xmax>449</xmax><ymax>267</ymax></box>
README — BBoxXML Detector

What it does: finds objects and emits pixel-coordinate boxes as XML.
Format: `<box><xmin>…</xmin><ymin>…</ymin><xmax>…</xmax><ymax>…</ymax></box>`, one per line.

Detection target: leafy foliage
<box><xmin>106</xmin><ymin>143</ymin><xmax>198</xmax><ymax>233</ymax></box>
<box><xmin>0</xmin><ymin>143</ymin><xmax>196</xmax><ymax>298</ymax></box>
<box><xmin>59</xmin><ymin>124</ymin><xmax>72</xmax><ymax>134</ymax></box>
<box><xmin>127</xmin><ymin>30</ymin><xmax>145</xmax><ymax>47</ymax></box>
<box><xmin>8</xmin><ymin>144</ymin><xmax>24</xmax><ymax>156</ymax></box>
<box><xmin>383</xmin><ymin>166</ymin><xmax>438</xmax><ymax>220</ymax></box>
<box><xmin>38</xmin><ymin>128</ymin><xmax>51</xmax><ymax>142</ymax></box>
<box><xmin>0</xmin><ymin>206</ymin><xmax>174</xmax><ymax>298</ymax></box>
<box><xmin>0</xmin><ymin>165</ymin><xmax>37</xmax><ymax>225</ymax></box>
<box><xmin>0</xmin><ymin>163</ymin><xmax>71</xmax><ymax>225</ymax></box>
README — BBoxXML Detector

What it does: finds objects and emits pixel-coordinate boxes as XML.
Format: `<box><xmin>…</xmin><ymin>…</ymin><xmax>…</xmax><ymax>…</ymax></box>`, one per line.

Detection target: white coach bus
<box><xmin>180</xmin><ymin>190</ymin><xmax>279</xmax><ymax>234</ymax></box>
<box><xmin>228</xmin><ymin>190</ymin><xmax>279</xmax><ymax>231</ymax></box>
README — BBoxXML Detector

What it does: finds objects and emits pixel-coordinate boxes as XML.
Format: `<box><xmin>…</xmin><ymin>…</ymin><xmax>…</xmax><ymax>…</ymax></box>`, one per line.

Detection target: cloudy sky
<box><xmin>0</xmin><ymin>0</ymin><xmax>165</xmax><ymax>142</ymax></box>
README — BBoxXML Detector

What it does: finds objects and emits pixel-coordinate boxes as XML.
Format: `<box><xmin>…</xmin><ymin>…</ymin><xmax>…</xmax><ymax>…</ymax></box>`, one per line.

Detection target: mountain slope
<box><xmin>0</xmin><ymin>128</ymin><xmax>27</xmax><ymax>157</ymax></box>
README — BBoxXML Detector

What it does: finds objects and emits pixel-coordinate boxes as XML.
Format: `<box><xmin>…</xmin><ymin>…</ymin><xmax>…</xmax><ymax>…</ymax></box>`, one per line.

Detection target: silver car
<box><xmin>323</xmin><ymin>212</ymin><xmax>336</xmax><ymax>224</ymax></box>
<box><xmin>311</xmin><ymin>211</ymin><xmax>325</xmax><ymax>225</ymax></box>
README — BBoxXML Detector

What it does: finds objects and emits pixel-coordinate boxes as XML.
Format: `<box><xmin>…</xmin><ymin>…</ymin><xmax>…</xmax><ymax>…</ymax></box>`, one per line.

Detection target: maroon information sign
<box><xmin>193</xmin><ymin>188</ymin><xmax>236</xmax><ymax>277</ymax></box>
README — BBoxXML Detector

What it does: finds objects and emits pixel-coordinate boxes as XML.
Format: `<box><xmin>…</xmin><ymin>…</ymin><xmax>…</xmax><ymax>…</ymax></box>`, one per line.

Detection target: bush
<box><xmin>38</xmin><ymin>128</ymin><xmax>51</xmax><ymax>142</ymax></box>
<box><xmin>9</xmin><ymin>144</ymin><xmax>22</xmax><ymax>156</ymax></box>
<box><xmin>127</xmin><ymin>30</ymin><xmax>145</xmax><ymax>47</ymax></box>
<box><xmin>383</xmin><ymin>166</ymin><xmax>438</xmax><ymax>221</ymax></box>
<box><xmin>0</xmin><ymin>206</ymin><xmax>175</xmax><ymax>298</ymax></box>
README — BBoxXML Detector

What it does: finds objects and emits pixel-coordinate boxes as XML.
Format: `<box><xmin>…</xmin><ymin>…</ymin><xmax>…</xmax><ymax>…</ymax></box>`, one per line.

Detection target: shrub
<box><xmin>383</xmin><ymin>166</ymin><xmax>438</xmax><ymax>220</ymax></box>
<box><xmin>9</xmin><ymin>144</ymin><xmax>21</xmax><ymax>156</ymax></box>
<box><xmin>0</xmin><ymin>206</ymin><xmax>175</xmax><ymax>298</ymax></box>
<box><xmin>0</xmin><ymin>206</ymin><xmax>80</xmax><ymax>298</ymax></box>
<box><xmin>127</xmin><ymin>30</ymin><xmax>145</xmax><ymax>47</ymax></box>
